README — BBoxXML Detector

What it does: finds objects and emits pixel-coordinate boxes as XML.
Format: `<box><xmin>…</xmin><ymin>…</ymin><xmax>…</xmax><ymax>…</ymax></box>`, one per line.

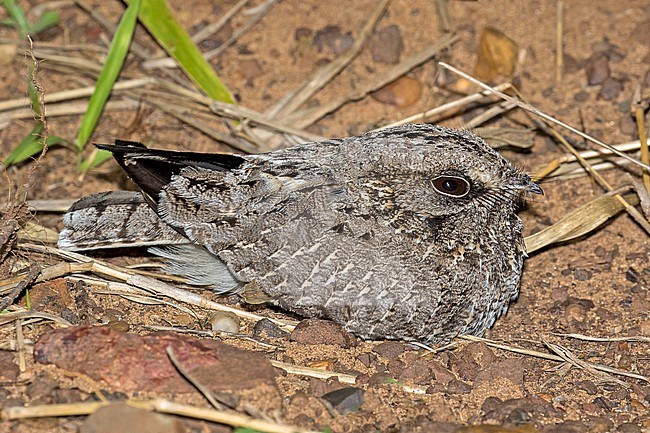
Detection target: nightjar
<box><xmin>58</xmin><ymin>124</ymin><xmax>542</xmax><ymax>344</ymax></box>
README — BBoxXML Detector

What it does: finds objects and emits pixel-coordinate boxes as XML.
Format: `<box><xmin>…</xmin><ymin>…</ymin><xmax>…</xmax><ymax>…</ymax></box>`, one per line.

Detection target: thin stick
<box><xmin>270</xmin><ymin>360</ymin><xmax>427</xmax><ymax>395</ymax></box>
<box><xmin>0</xmin><ymin>77</ymin><xmax>154</xmax><ymax>112</ymax></box>
<box><xmin>439</xmin><ymin>62</ymin><xmax>650</xmax><ymax>172</ymax></box>
<box><xmin>137</xmin><ymin>95</ymin><xmax>261</xmax><ymax>153</ymax></box>
<box><xmin>556</xmin><ymin>0</ymin><xmax>564</xmax><ymax>84</ymax></box>
<box><xmin>544</xmin><ymin>340</ymin><xmax>627</xmax><ymax>386</ymax></box>
<box><xmin>633</xmin><ymin>84</ymin><xmax>650</xmax><ymax>193</ymax></box>
<box><xmin>166</xmin><ymin>346</ymin><xmax>225</xmax><ymax>410</ymax></box>
<box><xmin>265</xmin><ymin>0</ymin><xmax>391</xmax><ymax>120</ymax></box>
<box><xmin>209</xmin><ymin>100</ymin><xmax>325</xmax><ymax>143</ymax></box>
<box><xmin>0</xmin><ymin>265</ymin><xmax>40</xmax><ymax>310</ymax></box>
<box><xmin>290</xmin><ymin>34</ymin><xmax>458</xmax><ymax>128</ymax></box>
<box><xmin>15</xmin><ymin>319</ymin><xmax>26</xmax><ymax>372</ymax></box>
<box><xmin>191</xmin><ymin>0</ymin><xmax>251</xmax><ymax>43</ymax></box>
<box><xmin>379</xmin><ymin>83</ymin><xmax>512</xmax><ymax>129</ymax></box>
<box><xmin>434</xmin><ymin>0</ymin><xmax>452</xmax><ymax>33</ymax></box>
<box><xmin>153</xmin><ymin>80</ymin><xmax>324</xmax><ymax>143</ymax></box>
<box><xmin>462</xmin><ymin>100</ymin><xmax>517</xmax><ymax>130</ymax></box>
<box><xmin>0</xmin><ymin>100</ymin><xmax>139</xmax><ymax>124</ymax></box>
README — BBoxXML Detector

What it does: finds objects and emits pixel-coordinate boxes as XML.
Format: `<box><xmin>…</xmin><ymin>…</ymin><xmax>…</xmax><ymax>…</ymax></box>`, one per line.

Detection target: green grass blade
<box><xmin>3</xmin><ymin>0</ymin><xmax>29</xmax><ymax>37</ymax></box>
<box><xmin>129</xmin><ymin>0</ymin><xmax>233</xmax><ymax>102</ymax></box>
<box><xmin>4</xmin><ymin>123</ymin><xmax>43</xmax><ymax>166</ymax></box>
<box><xmin>75</xmin><ymin>0</ymin><xmax>142</xmax><ymax>151</ymax></box>
<box><xmin>79</xmin><ymin>148</ymin><xmax>114</xmax><ymax>172</ymax></box>
<box><xmin>30</xmin><ymin>11</ymin><xmax>60</xmax><ymax>35</ymax></box>
<box><xmin>4</xmin><ymin>125</ymin><xmax>68</xmax><ymax>166</ymax></box>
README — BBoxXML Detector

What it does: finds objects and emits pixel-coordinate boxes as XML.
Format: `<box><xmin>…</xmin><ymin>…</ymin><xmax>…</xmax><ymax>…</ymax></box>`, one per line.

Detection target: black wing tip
<box><xmin>92</xmin><ymin>140</ymin><xmax>246</xmax><ymax>202</ymax></box>
<box><xmin>94</xmin><ymin>140</ymin><xmax>147</xmax><ymax>153</ymax></box>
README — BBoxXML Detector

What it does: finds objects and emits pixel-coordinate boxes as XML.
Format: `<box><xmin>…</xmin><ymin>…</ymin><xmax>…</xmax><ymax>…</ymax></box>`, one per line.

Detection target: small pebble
<box><xmin>320</xmin><ymin>386</ymin><xmax>365</xmax><ymax>414</ymax></box>
<box><xmin>208</xmin><ymin>311</ymin><xmax>240</xmax><ymax>334</ymax></box>
<box><xmin>372</xmin><ymin>341</ymin><xmax>407</xmax><ymax>359</ymax></box>
<box><xmin>370</xmin><ymin>25</ymin><xmax>404</xmax><ymax>64</ymax></box>
<box><xmin>598</xmin><ymin>77</ymin><xmax>623</xmax><ymax>100</ymax></box>
<box><xmin>313</xmin><ymin>25</ymin><xmax>354</xmax><ymax>55</ymax></box>
<box><xmin>564</xmin><ymin>303</ymin><xmax>586</xmax><ymax>323</ymax></box>
<box><xmin>371</xmin><ymin>76</ymin><xmax>422</xmax><ymax>107</ymax></box>
<box><xmin>573</xmin><ymin>268</ymin><xmax>592</xmax><ymax>281</ymax></box>
<box><xmin>253</xmin><ymin>318</ymin><xmax>289</xmax><ymax>339</ymax></box>
<box><xmin>586</xmin><ymin>54</ymin><xmax>610</xmax><ymax>85</ymax></box>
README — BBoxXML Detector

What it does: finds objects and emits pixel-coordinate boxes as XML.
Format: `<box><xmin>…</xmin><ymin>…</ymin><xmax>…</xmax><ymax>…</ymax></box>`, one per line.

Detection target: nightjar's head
<box><xmin>353</xmin><ymin>124</ymin><xmax>542</xmax><ymax>222</ymax></box>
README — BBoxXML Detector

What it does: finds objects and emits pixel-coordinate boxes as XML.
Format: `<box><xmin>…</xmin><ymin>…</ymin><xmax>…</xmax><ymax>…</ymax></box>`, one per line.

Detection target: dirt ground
<box><xmin>0</xmin><ymin>0</ymin><xmax>649</xmax><ymax>432</ymax></box>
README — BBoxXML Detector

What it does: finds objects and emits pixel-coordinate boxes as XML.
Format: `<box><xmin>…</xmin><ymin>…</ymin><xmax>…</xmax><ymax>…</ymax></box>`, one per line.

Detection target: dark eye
<box><xmin>432</xmin><ymin>176</ymin><xmax>470</xmax><ymax>197</ymax></box>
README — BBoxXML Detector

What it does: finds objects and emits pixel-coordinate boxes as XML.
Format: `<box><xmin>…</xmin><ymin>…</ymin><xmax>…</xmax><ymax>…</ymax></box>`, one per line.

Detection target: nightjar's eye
<box><xmin>432</xmin><ymin>176</ymin><xmax>470</xmax><ymax>197</ymax></box>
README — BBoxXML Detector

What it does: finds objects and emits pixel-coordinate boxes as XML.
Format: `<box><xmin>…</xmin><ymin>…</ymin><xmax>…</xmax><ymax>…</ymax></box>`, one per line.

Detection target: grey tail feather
<box><xmin>57</xmin><ymin>190</ymin><xmax>187</xmax><ymax>251</ymax></box>
<box><xmin>148</xmin><ymin>244</ymin><xmax>242</xmax><ymax>293</ymax></box>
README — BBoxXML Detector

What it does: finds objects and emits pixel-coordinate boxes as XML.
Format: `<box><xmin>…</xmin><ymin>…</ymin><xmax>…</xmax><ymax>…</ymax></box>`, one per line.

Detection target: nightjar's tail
<box><xmin>57</xmin><ymin>190</ymin><xmax>187</xmax><ymax>251</ymax></box>
<box><xmin>57</xmin><ymin>140</ymin><xmax>243</xmax><ymax>292</ymax></box>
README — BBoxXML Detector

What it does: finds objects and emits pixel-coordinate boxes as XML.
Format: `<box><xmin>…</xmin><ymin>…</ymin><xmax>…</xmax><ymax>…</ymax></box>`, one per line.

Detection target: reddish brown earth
<box><xmin>0</xmin><ymin>1</ymin><xmax>649</xmax><ymax>432</ymax></box>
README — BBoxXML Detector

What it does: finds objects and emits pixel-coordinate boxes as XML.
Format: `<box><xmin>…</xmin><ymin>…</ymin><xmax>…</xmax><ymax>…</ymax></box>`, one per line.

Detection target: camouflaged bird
<box><xmin>58</xmin><ymin>124</ymin><xmax>542</xmax><ymax>344</ymax></box>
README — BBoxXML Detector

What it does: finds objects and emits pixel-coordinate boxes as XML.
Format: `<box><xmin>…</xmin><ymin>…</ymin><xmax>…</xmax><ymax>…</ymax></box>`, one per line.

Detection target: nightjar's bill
<box><xmin>58</xmin><ymin>124</ymin><xmax>542</xmax><ymax>344</ymax></box>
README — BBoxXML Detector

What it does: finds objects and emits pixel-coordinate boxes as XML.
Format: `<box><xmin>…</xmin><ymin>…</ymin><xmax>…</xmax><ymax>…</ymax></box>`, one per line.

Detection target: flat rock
<box><xmin>80</xmin><ymin>402</ymin><xmax>185</xmax><ymax>433</ymax></box>
<box><xmin>34</xmin><ymin>326</ymin><xmax>276</xmax><ymax>393</ymax></box>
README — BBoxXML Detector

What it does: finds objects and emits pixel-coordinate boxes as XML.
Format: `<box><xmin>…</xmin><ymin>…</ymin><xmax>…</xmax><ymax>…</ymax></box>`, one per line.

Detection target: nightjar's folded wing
<box><xmin>92</xmin><ymin>141</ymin><xmax>438</xmax><ymax>341</ymax></box>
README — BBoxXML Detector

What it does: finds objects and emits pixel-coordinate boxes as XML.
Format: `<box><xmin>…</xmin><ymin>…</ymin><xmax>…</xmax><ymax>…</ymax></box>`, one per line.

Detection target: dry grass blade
<box><xmin>0</xmin><ymin>100</ymin><xmax>139</xmax><ymax>125</ymax></box>
<box><xmin>472</xmin><ymin>127</ymin><xmax>534</xmax><ymax>150</ymax></box>
<box><xmin>0</xmin><ymin>77</ymin><xmax>154</xmax><ymax>112</ymax></box>
<box><xmin>543</xmin><ymin>340</ymin><xmax>628</xmax><ymax>386</ymax></box>
<box><xmin>209</xmin><ymin>100</ymin><xmax>325</xmax><ymax>144</ymax></box>
<box><xmin>536</xmin><ymin>140</ymin><xmax>641</xmax><ymax>180</ymax></box>
<box><xmin>0</xmin><ymin>310</ymin><xmax>72</xmax><ymax>327</ymax></box>
<box><xmin>265</xmin><ymin>0</ymin><xmax>391</xmax><ymax>120</ymax></box>
<box><xmin>633</xmin><ymin>84</ymin><xmax>650</xmax><ymax>192</ymax></box>
<box><xmin>462</xmin><ymin>99</ymin><xmax>517</xmax><ymax>129</ymax></box>
<box><xmin>554</xmin><ymin>333</ymin><xmax>650</xmax><ymax>343</ymax></box>
<box><xmin>461</xmin><ymin>335</ymin><xmax>649</xmax><ymax>383</ymax></box>
<box><xmin>439</xmin><ymin>62</ymin><xmax>650</xmax><ymax>172</ymax></box>
<box><xmin>537</xmin><ymin>119</ymin><xmax>650</xmax><ymax>235</ymax></box>
<box><xmin>524</xmin><ymin>192</ymin><xmax>639</xmax><ymax>254</ymax></box>
<box><xmin>24</xmin><ymin>199</ymin><xmax>77</xmax><ymax>212</ymax></box>
<box><xmin>555</xmin><ymin>1</ymin><xmax>563</xmax><ymax>83</ymax></box>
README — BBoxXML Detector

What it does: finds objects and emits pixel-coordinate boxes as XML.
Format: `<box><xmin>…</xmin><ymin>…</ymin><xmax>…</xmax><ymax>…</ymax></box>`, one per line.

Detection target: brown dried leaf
<box><xmin>475</xmin><ymin>27</ymin><xmax>518</xmax><ymax>82</ymax></box>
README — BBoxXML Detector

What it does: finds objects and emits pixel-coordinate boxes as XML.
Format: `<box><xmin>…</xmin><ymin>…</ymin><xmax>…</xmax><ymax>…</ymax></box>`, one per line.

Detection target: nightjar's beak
<box><xmin>514</xmin><ymin>174</ymin><xmax>544</xmax><ymax>195</ymax></box>
<box><xmin>526</xmin><ymin>178</ymin><xmax>543</xmax><ymax>195</ymax></box>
